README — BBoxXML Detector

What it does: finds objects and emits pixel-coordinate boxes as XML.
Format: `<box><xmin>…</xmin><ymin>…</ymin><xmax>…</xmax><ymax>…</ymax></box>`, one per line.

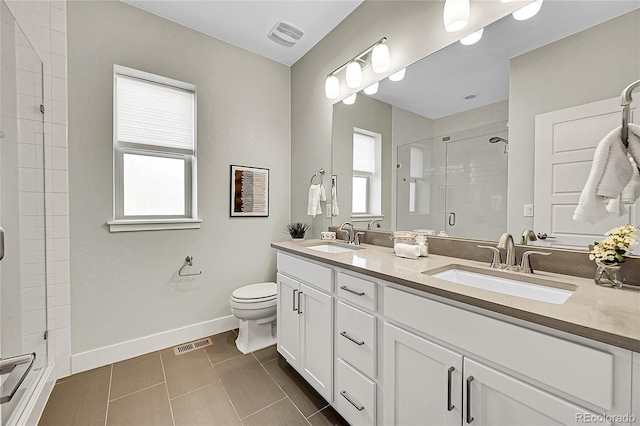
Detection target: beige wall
<box><xmin>291</xmin><ymin>0</ymin><xmax>524</xmax><ymax>238</ymax></box>
<box><xmin>67</xmin><ymin>1</ymin><xmax>290</xmax><ymax>355</ymax></box>
<box><xmin>508</xmin><ymin>10</ymin><xmax>640</xmax><ymax>234</ymax></box>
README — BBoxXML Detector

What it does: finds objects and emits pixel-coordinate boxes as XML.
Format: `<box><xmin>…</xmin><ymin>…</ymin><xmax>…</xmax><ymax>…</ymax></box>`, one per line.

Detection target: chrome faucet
<box><xmin>521</xmin><ymin>229</ymin><xmax>537</xmax><ymax>245</ymax></box>
<box><xmin>497</xmin><ymin>233</ymin><xmax>517</xmax><ymax>270</ymax></box>
<box><xmin>367</xmin><ymin>220</ymin><xmax>381</xmax><ymax>230</ymax></box>
<box><xmin>339</xmin><ymin>222</ymin><xmax>354</xmax><ymax>244</ymax></box>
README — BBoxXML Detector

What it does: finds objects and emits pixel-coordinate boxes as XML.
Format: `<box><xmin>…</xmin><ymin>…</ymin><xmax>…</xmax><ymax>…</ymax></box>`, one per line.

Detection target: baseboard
<box><xmin>71</xmin><ymin>315</ymin><xmax>239</xmax><ymax>374</ymax></box>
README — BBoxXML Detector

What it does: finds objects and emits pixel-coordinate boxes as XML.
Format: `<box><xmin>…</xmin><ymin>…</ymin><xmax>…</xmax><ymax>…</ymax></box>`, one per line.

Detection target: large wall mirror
<box><xmin>331</xmin><ymin>1</ymin><xmax>640</xmax><ymax>249</ymax></box>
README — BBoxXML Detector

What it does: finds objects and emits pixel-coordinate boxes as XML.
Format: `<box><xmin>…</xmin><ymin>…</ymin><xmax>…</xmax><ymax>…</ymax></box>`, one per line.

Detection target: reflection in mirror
<box><xmin>331</xmin><ymin>1</ymin><xmax>640</xmax><ymax>250</ymax></box>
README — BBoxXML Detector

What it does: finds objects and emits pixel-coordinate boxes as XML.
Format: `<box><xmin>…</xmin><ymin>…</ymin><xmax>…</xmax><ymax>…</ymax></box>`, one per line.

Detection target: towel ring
<box><xmin>310</xmin><ymin>168</ymin><xmax>325</xmax><ymax>185</ymax></box>
<box><xmin>178</xmin><ymin>256</ymin><xmax>202</xmax><ymax>277</ymax></box>
<box><xmin>621</xmin><ymin>79</ymin><xmax>640</xmax><ymax>147</ymax></box>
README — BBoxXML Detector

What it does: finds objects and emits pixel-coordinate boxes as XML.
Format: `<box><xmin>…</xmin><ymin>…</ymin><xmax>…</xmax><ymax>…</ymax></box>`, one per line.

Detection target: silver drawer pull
<box><xmin>1</xmin><ymin>353</ymin><xmax>35</xmax><ymax>404</ymax></box>
<box><xmin>340</xmin><ymin>286</ymin><xmax>365</xmax><ymax>296</ymax></box>
<box><xmin>340</xmin><ymin>390</ymin><xmax>364</xmax><ymax>411</ymax></box>
<box><xmin>466</xmin><ymin>376</ymin><xmax>474</xmax><ymax>424</ymax></box>
<box><xmin>447</xmin><ymin>366</ymin><xmax>455</xmax><ymax>411</ymax></box>
<box><xmin>340</xmin><ymin>331</ymin><xmax>365</xmax><ymax>346</ymax></box>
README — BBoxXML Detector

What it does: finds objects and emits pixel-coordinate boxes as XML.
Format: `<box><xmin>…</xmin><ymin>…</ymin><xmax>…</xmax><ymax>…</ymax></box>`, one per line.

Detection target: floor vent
<box><xmin>173</xmin><ymin>337</ymin><xmax>213</xmax><ymax>355</ymax></box>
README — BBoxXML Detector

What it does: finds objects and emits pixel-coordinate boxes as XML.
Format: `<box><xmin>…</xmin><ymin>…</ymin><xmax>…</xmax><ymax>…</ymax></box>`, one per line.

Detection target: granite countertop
<box><xmin>272</xmin><ymin>239</ymin><xmax>640</xmax><ymax>352</ymax></box>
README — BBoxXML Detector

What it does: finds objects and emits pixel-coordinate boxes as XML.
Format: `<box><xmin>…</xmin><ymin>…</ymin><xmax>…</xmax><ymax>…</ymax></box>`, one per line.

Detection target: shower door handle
<box><xmin>0</xmin><ymin>353</ymin><xmax>36</xmax><ymax>404</ymax></box>
<box><xmin>0</xmin><ymin>226</ymin><xmax>4</xmax><ymax>261</ymax></box>
<box><xmin>448</xmin><ymin>213</ymin><xmax>456</xmax><ymax>226</ymax></box>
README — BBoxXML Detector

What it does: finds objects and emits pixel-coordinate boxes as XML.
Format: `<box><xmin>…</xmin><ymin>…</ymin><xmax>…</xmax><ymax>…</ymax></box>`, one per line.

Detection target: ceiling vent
<box><xmin>268</xmin><ymin>21</ymin><xmax>304</xmax><ymax>47</ymax></box>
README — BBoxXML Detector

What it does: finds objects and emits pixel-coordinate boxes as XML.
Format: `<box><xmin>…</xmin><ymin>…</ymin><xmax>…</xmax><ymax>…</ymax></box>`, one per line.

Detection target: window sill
<box><xmin>107</xmin><ymin>219</ymin><xmax>202</xmax><ymax>233</ymax></box>
<box><xmin>350</xmin><ymin>214</ymin><xmax>384</xmax><ymax>221</ymax></box>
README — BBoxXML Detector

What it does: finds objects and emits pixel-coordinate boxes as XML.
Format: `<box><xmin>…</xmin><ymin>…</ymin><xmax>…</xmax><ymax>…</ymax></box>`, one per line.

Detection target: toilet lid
<box><xmin>232</xmin><ymin>282</ymin><xmax>277</xmax><ymax>300</ymax></box>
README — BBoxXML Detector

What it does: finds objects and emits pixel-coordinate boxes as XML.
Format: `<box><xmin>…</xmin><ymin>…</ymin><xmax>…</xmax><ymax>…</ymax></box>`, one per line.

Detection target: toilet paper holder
<box><xmin>178</xmin><ymin>256</ymin><xmax>202</xmax><ymax>277</ymax></box>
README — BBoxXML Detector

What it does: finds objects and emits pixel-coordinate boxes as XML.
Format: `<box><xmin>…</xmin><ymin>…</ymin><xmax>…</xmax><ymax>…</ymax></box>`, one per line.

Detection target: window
<box><xmin>109</xmin><ymin>65</ymin><xmax>200</xmax><ymax>232</ymax></box>
<box><xmin>352</xmin><ymin>129</ymin><xmax>382</xmax><ymax>217</ymax></box>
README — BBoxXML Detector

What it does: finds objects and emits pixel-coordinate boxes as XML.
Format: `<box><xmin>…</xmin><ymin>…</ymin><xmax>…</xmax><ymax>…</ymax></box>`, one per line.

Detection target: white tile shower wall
<box><xmin>6</xmin><ymin>0</ymin><xmax>70</xmax><ymax>378</ymax></box>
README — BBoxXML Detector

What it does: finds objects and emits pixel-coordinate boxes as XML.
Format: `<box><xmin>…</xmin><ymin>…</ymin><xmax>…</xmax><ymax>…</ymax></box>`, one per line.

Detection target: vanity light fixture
<box><xmin>443</xmin><ymin>0</ymin><xmax>470</xmax><ymax>32</ymax></box>
<box><xmin>388</xmin><ymin>68</ymin><xmax>406</xmax><ymax>82</ymax></box>
<box><xmin>324</xmin><ymin>37</ymin><xmax>388</xmax><ymax>99</ymax></box>
<box><xmin>512</xmin><ymin>0</ymin><xmax>543</xmax><ymax>21</ymax></box>
<box><xmin>460</xmin><ymin>28</ymin><xmax>484</xmax><ymax>45</ymax></box>
<box><xmin>343</xmin><ymin>93</ymin><xmax>357</xmax><ymax>105</ymax></box>
<box><xmin>364</xmin><ymin>82</ymin><xmax>379</xmax><ymax>95</ymax></box>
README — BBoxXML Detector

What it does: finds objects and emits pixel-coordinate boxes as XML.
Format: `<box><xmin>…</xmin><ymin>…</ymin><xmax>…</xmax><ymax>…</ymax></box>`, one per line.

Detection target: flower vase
<box><xmin>594</xmin><ymin>262</ymin><xmax>624</xmax><ymax>289</ymax></box>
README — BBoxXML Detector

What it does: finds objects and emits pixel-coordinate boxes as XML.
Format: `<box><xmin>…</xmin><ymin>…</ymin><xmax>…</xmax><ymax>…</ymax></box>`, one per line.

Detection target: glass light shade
<box><xmin>443</xmin><ymin>0</ymin><xmax>470</xmax><ymax>32</ymax></box>
<box><xmin>388</xmin><ymin>68</ymin><xmax>406</xmax><ymax>82</ymax></box>
<box><xmin>460</xmin><ymin>28</ymin><xmax>484</xmax><ymax>46</ymax></box>
<box><xmin>343</xmin><ymin>93</ymin><xmax>357</xmax><ymax>105</ymax></box>
<box><xmin>364</xmin><ymin>82</ymin><xmax>379</xmax><ymax>95</ymax></box>
<box><xmin>346</xmin><ymin>61</ymin><xmax>363</xmax><ymax>88</ymax></box>
<box><xmin>371</xmin><ymin>44</ymin><xmax>390</xmax><ymax>74</ymax></box>
<box><xmin>512</xmin><ymin>0</ymin><xmax>543</xmax><ymax>21</ymax></box>
<box><xmin>324</xmin><ymin>75</ymin><xmax>340</xmax><ymax>99</ymax></box>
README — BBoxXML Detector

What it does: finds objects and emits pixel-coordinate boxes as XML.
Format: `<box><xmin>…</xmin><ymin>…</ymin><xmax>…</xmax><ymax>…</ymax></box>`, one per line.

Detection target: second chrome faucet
<box><xmin>478</xmin><ymin>232</ymin><xmax>551</xmax><ymax>273</ymax></box>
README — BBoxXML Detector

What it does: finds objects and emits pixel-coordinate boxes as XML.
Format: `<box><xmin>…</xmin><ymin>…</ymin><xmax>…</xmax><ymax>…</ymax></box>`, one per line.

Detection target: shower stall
<box><xmin>397</xmin><ymin>124</ymin><xmax>508</xmax><ymax>241</ymax></box>
<box><xmin>0</xmin><ymin>2</ymin><xmax>53</xmax><ymax>424</ymax></box>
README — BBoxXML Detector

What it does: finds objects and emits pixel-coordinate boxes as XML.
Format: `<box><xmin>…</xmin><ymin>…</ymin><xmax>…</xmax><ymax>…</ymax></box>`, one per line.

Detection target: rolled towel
<box><xmin>574</xmin><ymin>126</ymin><xmax>634</xmax><ymax>223</ymax></box>
<box><xmin>394</xmin><ymin>243</ymin><xmax>420</xmax><ymax>260</ymax></box>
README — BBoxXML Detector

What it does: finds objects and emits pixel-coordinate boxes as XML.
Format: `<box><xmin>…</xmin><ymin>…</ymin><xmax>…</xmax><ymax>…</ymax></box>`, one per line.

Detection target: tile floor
<box><xmin>39</xmin><ymin>330</ymin><xmax>349</xmax><ymax>426</ymax></box>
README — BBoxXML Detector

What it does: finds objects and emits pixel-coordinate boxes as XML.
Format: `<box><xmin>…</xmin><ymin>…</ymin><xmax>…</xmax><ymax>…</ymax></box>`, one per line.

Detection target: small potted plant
<box><xmin>286</xmin><ymin>222</ymin><xmax>310</xmax><ymax>240</ymax></box>
<box><xmin>589</xmin><ymin>224</ymin><xmax>638</xmax><ymax>288</ymax></box>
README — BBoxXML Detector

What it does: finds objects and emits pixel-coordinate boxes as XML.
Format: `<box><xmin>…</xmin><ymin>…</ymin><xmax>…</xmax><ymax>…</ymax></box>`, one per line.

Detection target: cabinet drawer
<box><xmin>384</xmin><ymin>285</ymin><xmax>613</xmax><ymax>410</ymax></box>
<box><xmin>335</xmin><ymin>358</ymin><xmax>376</xmax><ymax>426</ymax></box>
<box><xmin>337</xmin><ymin>301</ymin><xmax>376</xmax><ymax>378</ymax></box>
<box><xmin>277</xmin><ymin>252</ymin><xmax>333</xmax><ymax>292</ymax></box>
<box><xmin>337</xmin><ymin>272</ymin><xmax>376</xmax><ymax>311</ymax></box>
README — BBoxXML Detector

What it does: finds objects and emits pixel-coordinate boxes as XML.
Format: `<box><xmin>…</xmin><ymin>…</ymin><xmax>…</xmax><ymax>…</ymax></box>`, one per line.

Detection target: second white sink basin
<box><xmin>305</xmin><ymin>243</ymin><xmax>362</xmax><ymax>254</ymax></box>
<box><xmin>429</xmin><ymin>267</ymin><xmax>575</xmax><ymax>304</ymax></box>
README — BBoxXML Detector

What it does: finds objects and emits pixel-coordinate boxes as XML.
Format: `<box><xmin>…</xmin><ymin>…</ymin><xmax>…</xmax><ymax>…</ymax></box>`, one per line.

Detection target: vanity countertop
<box><xmin>272</xmin><ymin>239</ymin><xmax>640</xmax><ymax>352</ymax></box>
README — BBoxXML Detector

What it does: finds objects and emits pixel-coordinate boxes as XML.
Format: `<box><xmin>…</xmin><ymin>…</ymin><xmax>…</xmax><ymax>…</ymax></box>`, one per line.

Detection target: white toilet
<box><xmin>230</xmin><ymin>282</ymin><xmax>277</xmax><ymax>354</ymax></box>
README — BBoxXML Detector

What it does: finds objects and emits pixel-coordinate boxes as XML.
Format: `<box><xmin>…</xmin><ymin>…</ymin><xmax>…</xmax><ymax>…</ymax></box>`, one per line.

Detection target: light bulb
<box><xmin>371</xmin><ymin>44</ymin><xmax>390</xmax><ymax>74</ymax></box>
<box><xmin>364</xmin><ymin>82</ymin><xmax>379</xmax><ymax>95</ymax></box>
<box><xmin>460</xmin><ymin>28</ymin><xmax>484</xmax><ymax>46</ymax></box>
<box><xmin>443</xmin><ymin>0</ymin><xmax>470</xmax><ymax>32</ymax></box>
<box><xmin>343</xmin><ymin>93</ymin><xmax>357</xmax><ymax>105</ymax></box>
<box><xmin>346</xmin><ymin>61</ymin><xmax>362</xmax><ymax>89</ymax></box>
<box><xmin>512</xmin><ymin>0</ymin><xmax>543</xmax><ymax>21</ymax></box>
<box><xmin>388</xmin><ymin>68</ymin><xmax>406</xmax><ymax>82</ymax></box>
<box><xmin>324</xmin><ymin>75</ymin><xmax>339</xmax><ymax>99</ymax></box>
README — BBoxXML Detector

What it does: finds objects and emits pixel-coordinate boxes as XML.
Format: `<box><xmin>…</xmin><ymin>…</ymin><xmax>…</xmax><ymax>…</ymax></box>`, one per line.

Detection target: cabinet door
<box><xmin>299</xmin><ymin>282</ymin><xmax>333</xmax><ymax>402</ymax></box>
<box><xmin>463</xmin><ymin>358</ymin><xmax>606</xmax><ymax>426</ymax></box>
<box><xmin>384</xmin><ymin>323</ymin><xmax>463</xmax><ymax>426</ymax></box>
<box><xmin>277</xmin><ymin>273</ymin><xmax>300</xmax><ymax>368</ymax></box>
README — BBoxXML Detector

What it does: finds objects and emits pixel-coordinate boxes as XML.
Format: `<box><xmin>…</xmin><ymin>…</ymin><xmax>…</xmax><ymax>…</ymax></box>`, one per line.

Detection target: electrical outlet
<box><xmin>524</xmin><ymin>204</ymin><xmax>534</xmax><ymax>217</ymax></box>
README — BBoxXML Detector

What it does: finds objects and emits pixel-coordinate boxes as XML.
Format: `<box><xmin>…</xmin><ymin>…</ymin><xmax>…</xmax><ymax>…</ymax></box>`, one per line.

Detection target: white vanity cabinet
<box><xmin>276</xmin><ymin>253</ymin><xmax>333</xmax><ymax>402</ymax></box>
<box><xmin>384</xmin><ymin>323</ymin><xmax>463</xmax><ymax>426</ymax></box>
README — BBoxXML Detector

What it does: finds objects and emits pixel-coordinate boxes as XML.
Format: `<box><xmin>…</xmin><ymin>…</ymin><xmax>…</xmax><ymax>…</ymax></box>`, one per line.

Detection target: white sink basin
<box><xmin>430</xmin><ymin>267</ymin><xmax>574</xmax><ymax>304</ymax></box>
<box><xmin>305</xmin><ymin>244</ymin><xmax>359</xmax><ymax>254</ymax></box>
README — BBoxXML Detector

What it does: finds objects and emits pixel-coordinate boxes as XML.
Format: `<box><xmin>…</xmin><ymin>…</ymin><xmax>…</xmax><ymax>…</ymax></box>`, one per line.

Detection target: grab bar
<box><xmin>178</xmin><ymin>256</ymin><xmax>202</xmax><ymax>277</ymax></box>
<box><xmin>0</xmin><ymin>353</ymin><xmax>35</xmax><ymax>404</ymax></box>
<box><xmin>621</xmin><ymin>79</ymin><xmax>640</xmax><ymax>147</ymax></box>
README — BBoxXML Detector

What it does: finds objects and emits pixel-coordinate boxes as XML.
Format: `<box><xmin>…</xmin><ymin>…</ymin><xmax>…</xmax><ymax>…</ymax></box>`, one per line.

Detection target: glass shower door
<box><xmin>0</xmin><ymin>2</ymin><xmax>49</xmax><ymax>424</ymax></box>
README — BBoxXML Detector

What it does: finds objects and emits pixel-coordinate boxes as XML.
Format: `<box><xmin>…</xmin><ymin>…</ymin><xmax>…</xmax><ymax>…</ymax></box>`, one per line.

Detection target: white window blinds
<box><xmin>353</xmin><ymin>132</ymin><xmax>375</xmax><ymax>173</ymax></box>
<box><xmin>116</xmin><ymin>74</ymin><xmax>195</xmax><ymax>152</ymax></box>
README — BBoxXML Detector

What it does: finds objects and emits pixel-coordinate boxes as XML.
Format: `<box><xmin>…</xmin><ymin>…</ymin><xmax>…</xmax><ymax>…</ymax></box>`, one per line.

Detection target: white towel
<box><xmin>331</xmin><ymin>185</ymin><xmax>339</xmax><ymax>216</ymax></box>
<box><xmin>574</xmin><ymin>126</ymin><xmax>635</xmax><ymax>223</ymax></box>
<box><xmin>606</xmin><ymin>155</ymin><xmax>640</xmax><ymax>216</ymax></box>
<box><xmin>307</xmin><ymin>184</ymin><xmax>326</xmax><ymax>217</ymax></box>
<box><xmin>394</xmin><ymin>243</ymin><xmax>420</xmax><ymax>260</ymax></box>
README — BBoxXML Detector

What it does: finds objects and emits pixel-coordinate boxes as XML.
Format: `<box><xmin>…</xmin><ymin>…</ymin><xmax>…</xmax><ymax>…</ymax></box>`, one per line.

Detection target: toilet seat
<box><xmin>230</xmin><ymin>282</ymin><xmax>277</xmax><ymax>310</ymax></box>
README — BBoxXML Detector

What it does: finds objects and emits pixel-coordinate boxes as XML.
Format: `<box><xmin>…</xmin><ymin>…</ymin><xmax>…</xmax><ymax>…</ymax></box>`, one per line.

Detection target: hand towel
<box><xmin>307</xmin><ymin>184</ymin><xmax>326</xmax><ymax>217</ymax></box>
<box><xmin>606</xmin><ymin>155</ymin><xmax>640</xmax><ymax>216</ymax></box>
<box><xmin>331</xmin><ymin>184</ymin><xmax>340</xmax><ymax>216</ymax></box>
<box><xmin>574</xmin><ymin>126</ymin><xmax>634</xmax><ymax>223</ymax></box>
<box><xmin>394</xmin><ymin>243</ymin><xmax>420</xmax><ymax>260</ymax></box>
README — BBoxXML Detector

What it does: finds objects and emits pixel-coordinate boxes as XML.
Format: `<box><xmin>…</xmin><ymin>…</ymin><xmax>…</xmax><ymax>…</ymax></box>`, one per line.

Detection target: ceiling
<box><xmin>370</xmin><ymin>0</ymin><xmax>640</xmax><ymax>119</ymax></box>
<box><xmin>121</xmin><ymin>0</ymin><xmax>364</xmax><ymax>66</ymax></box>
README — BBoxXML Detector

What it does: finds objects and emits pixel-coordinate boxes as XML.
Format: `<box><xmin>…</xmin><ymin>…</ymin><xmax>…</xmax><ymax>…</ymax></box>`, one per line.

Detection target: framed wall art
<box><xmin>230</xmin><ymin>165</ymin><xmax>269</xmax><ymax>217</ymax></box>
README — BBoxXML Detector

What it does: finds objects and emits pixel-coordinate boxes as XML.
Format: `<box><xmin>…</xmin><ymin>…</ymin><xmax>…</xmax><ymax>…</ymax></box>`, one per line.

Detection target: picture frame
<box><xmin>230</xmin><ymin>165</ymin><xmax>269</xmax><ymax>217</ymax></box>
